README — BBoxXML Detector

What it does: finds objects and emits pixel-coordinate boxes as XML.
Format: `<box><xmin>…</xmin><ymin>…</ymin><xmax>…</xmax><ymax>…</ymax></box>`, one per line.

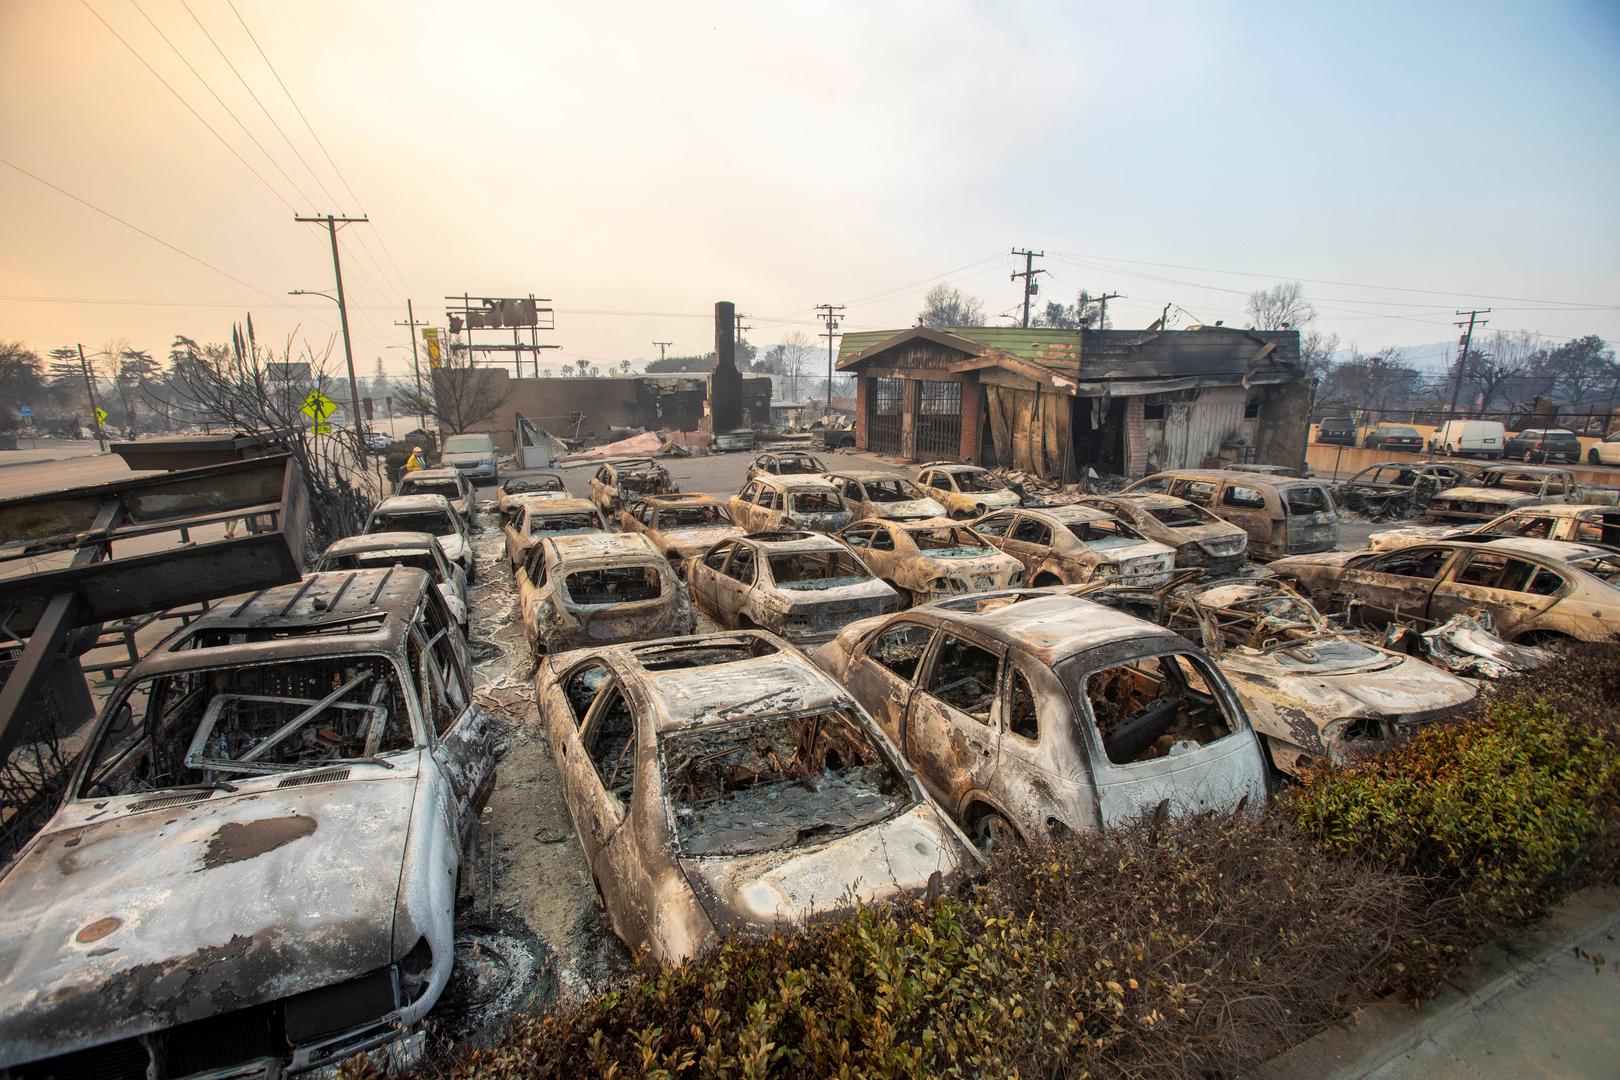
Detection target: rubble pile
<box><xmin>987</xmin><ymin>467</ymin><xmax>1128</xmax><ymax>507</ymax></box>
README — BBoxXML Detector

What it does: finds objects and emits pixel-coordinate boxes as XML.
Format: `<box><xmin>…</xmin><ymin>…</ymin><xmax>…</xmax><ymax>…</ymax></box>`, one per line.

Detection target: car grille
<box><xmin>127</xmin><ymin>790</ymin><xmax>213</xmax><ymax>815</ymax></box>
<box><xmin>1200</xmin><ymin>537</ymin><xmax>1245</xmax><ymax>557</ymax></box>
<box><xmin>278</xmin><ymin>767</ymin><xmax>352</xmax><ymax>788</ymax></box>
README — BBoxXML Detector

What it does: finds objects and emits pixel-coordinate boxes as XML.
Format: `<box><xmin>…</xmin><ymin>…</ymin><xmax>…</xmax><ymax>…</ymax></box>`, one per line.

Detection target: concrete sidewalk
<box><xmin>1256</xmin><ymin>885</ymin><xmax>1620</xmax><ymax>1079</ymax></box>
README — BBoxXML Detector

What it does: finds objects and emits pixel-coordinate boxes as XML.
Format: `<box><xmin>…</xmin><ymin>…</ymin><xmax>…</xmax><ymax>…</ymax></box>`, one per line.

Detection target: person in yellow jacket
<box><xmin>404</xmin><ymin>446</ymin><xmax>426</xmax><ymax>472</ymax></box>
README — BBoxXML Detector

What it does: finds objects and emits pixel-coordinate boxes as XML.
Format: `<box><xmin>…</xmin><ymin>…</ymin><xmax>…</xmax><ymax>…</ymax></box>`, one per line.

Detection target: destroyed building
<box><xmin>836</xmin><ymin>325</ymin><xmax>1311</xmax><ymax>479</ymax></box>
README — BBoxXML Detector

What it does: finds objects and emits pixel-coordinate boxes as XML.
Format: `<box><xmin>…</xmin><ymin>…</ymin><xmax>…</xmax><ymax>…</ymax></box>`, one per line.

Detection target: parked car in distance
<box><xmin>1503</xmin><ymin>428</ymin><xmax>1580</xmax><ymax>463</ymax></box>
<box><xmin>1123</xmin><ymin>469</ymin><xmax>1339</xmax><ymax>560</ymax></box>
<box><xmin>536</xmin><ymin>631</ymin><xmax>977</xmax><ymax>965</ymax></box>
<box><xmin>497</xmin><ymin>472</ymin><xmax>568</xmax><ymax>513</ymax></box>
<box><xmin>824</xmin><ymin>470</ymin><xmax>947</xmax><ymax>521</ymax></box>
<box><xmin>0</xmin><ymin>569</ymin><xmax>492</xmax><ymax>1079</ymax></box>
<box><xmin>618</xmin><ymin>492</ymin><xmax>742</xmax><ymax>572</ymax></box>
<box><xmin>588</xmin><ymin>457</ymin><xmax>677</xmax><ymax>517</ymax></box>
<box><xmin>1423</xmin><ymin>464</ymin><xmax>1617</xmax><ymax>523</ymax></box>
<box><xmin>397</xmin><ymin>465</ymin><xmax>477</xmax><ymax>522</ymax></box>
<box><xmin>517</xmin><ymin>532</ymin><xmax>694</xmax><ymax>654</ymax></box>
<box><xmin>729</xmin><ymin>474</ymin><xmax>854</xmax><ymax>533</ymax></box>
<box><xmin>810</xmin><ymin>592</ymin><xmax>1268</xmax><ymax>851</ymax></box>
<box><xmin>1368</xmin><ymin>503</ymin><xmax>1620</xmax><ymax>552</ymax></box>
<box><xmin>1587</xmin><ymin>430</ymin><xmax>1620</xmax><ymax>466</ymax></box>
<box><xmin>314</xmin><ymin>531</ymin><xmax>470</xmax><ymax>629</ymax></box>
<box><xmin>838</xmin><ymin>518</ymin><xmax>1024</xmax><ymax>606</ymax></box>
<box><xmin>1315</xmin><ymin>417</ymin><xmax>1357</xmax><ymax>446</ymax></box>
<box><xmin>816</xmin><ymin>425</ymin><xmax>857</xmax><ymax>450</ymax></box>
<box><xmin>440</xmin><ymin>431</ymin><xmax>500</xmax><ymax>482</ymax></box>
<box><xmin>1271</xmin><ymin>536</ymin><xmax>1620</xmax><ymax>645</ymax></box>
<box><xmin>913</xmin><ymin>462</ymin><xmax>1022</xmax><ymax>519</ymax></box>
<box><xmin>968</xmin><ymin>505</ymin><xmax>1176</xmax><ymax>586</ymax></box>
<box><xmin>502</xmin><ymin>496</ymin><xmax>607</xmax><ymax>568</ymax></box>
<box><xmin>686</xmin><ymin>530</ymin><xmax>899</xmax><ymax>643</ymax></box>
<box><xmin>746</xmin><ymin>449</ymin><xmax>826</xmax><ymax>480</ymax></box>
<box><xmin>1077</xmin><ymin>493</ymin><xmax>1249</xmax><ymax>573</ymax></box>
<box><xmin>1429</xmin><ymin>419</ymin><xmax>1506</xmax><ymax>458</ymax></box>
<box><xmin>366</xmin><ymin>493</ymin><xmax>476</xmax><ymax>581</ymax></box>
<box><xmin>364</xmin><ymin>430</ymin><xmax>392</xmax><ymax>452</ymax></box>
<box><xmin>1333</xmin><ymin>461</ymin><xmax>1477</xmax><ymax>520</ymax></box>
<box><xmin>1362</xmin><ymin>424</ymin><xmax>1425</xmax><ymax>453</ymax></box>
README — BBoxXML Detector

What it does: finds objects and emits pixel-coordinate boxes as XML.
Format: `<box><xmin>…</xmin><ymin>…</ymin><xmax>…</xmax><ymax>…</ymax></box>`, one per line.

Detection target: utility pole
<box><xmin>1445</xmin><ymin>308</ymin><xmax>1490</xmax><ymax>428</ymax></box>
<box><xmin>1010</xmin><ymin>248</ymin><xmax>1045</xmax><ymax>328</ymax></box>
<box><xmin>653</xmin><ymin>340</ymin><xmax>672</xmax><ymax>364</ymax></box>
<box><xmin>395</xmin><ymin>299</ymin><xmax>430</xmax><ymax>430</ymax></box>
<box><xmin>295</xmin><ymin>213</ymin><xmax>368</xmax><ymax>440</ymax></box>
<box><xmin>815</xmin><ymin>304</ymin><xmax>845</xmax><ymax>417</ymax></box>
<box><xmin>76</xmin><ymin>344</ymin><xmax>106</xmax><ymax>451</ymax></box>
<box><xmin>733</xmin><ymin>313</ymin><xmax>752</xmax><ymax>364</ymax></box>
<box><xmin>1087</xmin><ymin>291</ymin><xmax>1123</xmax><ymax>330</ymax></box>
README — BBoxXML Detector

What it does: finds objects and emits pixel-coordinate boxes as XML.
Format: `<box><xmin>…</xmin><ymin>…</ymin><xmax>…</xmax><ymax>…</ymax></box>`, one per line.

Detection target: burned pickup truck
<box><xmin>537</xmin><ymin>632</ymin><xmax>977</xmax><ymax>965</ymax></box>
<box><xmin>0</xmin><ymin>568</ymin><xmax>493</xmax><ymax>1079</ymax></box>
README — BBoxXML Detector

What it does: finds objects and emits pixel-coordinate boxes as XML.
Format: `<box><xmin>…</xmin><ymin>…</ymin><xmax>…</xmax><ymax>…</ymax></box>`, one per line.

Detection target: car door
<box><xmin>755</xmin><ymin>486</ymin><xmax>784</xmax><ymax>530</ymax></box>
<box><xmin>999</xmin><ymin>514</ymin><xmax>1052</xmax><ymax>577</ymax></box>
<box><xmin>689</xmin><ymin>541</ymin><xmax>731</xmax><ymax>612</ymax></box>
<box><xmin>846</xmin><ymin>620</ymin><xmax>935</xmax><ymax>751</ymax></box>
<box><xmin>904</xmin><ymin>632</ymin><xmax>1005</xmax><ymax>815</ymax></box>
<box><xmin>505</xmin><ymin>507</ymin><xmax>528</xmax><ymax>565</ymax></box>
<box><xmin>416</xmin><ymin>599</ymin><xmax>492</xmax><ymax>842</ymax></box>
<box><xmin>709</xmin><ymin>543</ymin><xmax>756</xmax><ymax>625</ymax></box>
<box><xmin>730</xmin><ymin>482</ymin><xmax>760</xmax><ymax>532</ymax></box>
<box><xmin>969</xmin><ymin>509</ymin><xmax>1019</xmax><ymax>550</ymax></box>
<box><xmin>1427</xmin><ymin>551</ymin><xmax>1566</xmax><ymax>637</ymax></box>
<box><xmin>554</xmin><ymin>663</ymin><xmax>636</xmax><ymax>888</ymax></box>
<box><xmin>1333</xmin><ymin>546</ymin><xmax>1455</xmax><ymax>628</ymax></box>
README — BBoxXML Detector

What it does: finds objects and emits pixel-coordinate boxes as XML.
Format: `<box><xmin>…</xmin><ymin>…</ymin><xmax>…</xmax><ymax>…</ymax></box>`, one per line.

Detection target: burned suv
<box><xmin>0</xmin><ymin>569</ymin><xmax>492</xmax><ymax>1078</ymax></box>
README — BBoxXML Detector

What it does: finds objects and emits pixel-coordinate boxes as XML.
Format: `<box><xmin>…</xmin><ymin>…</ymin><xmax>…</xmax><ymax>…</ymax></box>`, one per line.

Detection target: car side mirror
<box><xmin>107</xmin><ymin>701</ymin><xmax>133</xmax><ymax>736</ymax></box>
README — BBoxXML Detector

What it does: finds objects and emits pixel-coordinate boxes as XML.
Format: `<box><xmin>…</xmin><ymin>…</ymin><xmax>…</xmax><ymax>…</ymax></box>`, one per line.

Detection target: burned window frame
<box><xmin>1061</xmin><ymin>645</ymin><xmax>1245</xmax><ymax>770</ymax></box>
<box><xmin>862</xmin><ymin>620</ymin><xmax>936</xmax><ymax>682</ymax></box>
<box><xmin>920</xmin><ymin>633</ymin><xmax>1003</xmax><ymax>726</ymax></box>
<box><xmin>562</xmin><ymin>561</ymin><xmax>669</xmax><ymax>606</ymax></box>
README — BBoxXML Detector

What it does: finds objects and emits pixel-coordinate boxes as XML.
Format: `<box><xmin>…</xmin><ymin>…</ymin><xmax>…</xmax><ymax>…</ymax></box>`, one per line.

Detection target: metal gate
<box><xmin>916</xmin><ymin>380</ymin><xmax>962</xmax><ymax>460</ymax></box>
<box><xmin>868</xmin><ymin>378</ymin><xmax>903</xmax><ymax>455</ymax></box>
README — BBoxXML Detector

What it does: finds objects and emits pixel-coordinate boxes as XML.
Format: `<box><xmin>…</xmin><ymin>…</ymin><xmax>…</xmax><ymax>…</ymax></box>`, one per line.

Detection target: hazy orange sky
<box><xmin>3</xmin><ymin>0</ymin><xmax>1617</xmax><ymax>376</ymax></box>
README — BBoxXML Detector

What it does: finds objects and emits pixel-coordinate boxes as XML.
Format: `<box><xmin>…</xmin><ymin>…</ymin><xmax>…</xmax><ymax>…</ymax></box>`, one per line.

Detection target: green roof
<box><xmin>837</xmin><ymin>326</ymin><xmax>1083</xmax><ymax>365</ymax></box>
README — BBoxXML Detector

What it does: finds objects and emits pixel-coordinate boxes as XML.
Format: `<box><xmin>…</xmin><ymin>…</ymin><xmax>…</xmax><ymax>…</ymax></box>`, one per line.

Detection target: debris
<box><xmin>1395</xmin><ymin>613</ymin><xmax>1555</xmax><ymax>679</ymax></box>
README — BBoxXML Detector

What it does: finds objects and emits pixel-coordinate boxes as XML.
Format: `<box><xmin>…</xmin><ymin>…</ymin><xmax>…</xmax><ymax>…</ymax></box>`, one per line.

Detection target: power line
<box><xmin>1010</xmin><ymin>248</ymin><xmax>1045</xmax><ymax>328</ymax></box>
<box><xmin>815</xmin><ymin>304</ymin><xmax>845</xmax><ymax>411</ymax></box>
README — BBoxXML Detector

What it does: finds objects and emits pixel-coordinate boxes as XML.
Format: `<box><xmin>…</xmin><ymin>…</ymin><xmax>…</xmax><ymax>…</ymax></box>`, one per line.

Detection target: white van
<box><xmin>1429</xmin><ymin>420</ymin><xmax>1505</xmax><ymax>459</ymax></box>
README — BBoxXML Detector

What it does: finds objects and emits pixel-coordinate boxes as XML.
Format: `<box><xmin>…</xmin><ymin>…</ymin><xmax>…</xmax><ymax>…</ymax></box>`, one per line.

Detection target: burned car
<box><xmin>618</xmin><ymin>492</ymin><xmax>743</xmax><ymax>571</ymax></box>
<box><xmin>1123</xmin><ymin>469</ymin><xmax>1339</xmax><ymax>560</ymax></box>
<box><xmin>1424</xmin><ymin>464</ymin><xmax>1615</xmax><ymax>523</ymax></box>
<box><xmin>496</xmin><ymin>472</ymin><xmax>568</xmax><ymax>513</ymax></box>
<box><xmin>729</xmin><ymin>474</ymin><xmax>854</xmax><ymax>533</ymax></box>
<box><xmin>366</xmin><ymin>492</ymin><xmax>476</xmax><ymax>581</ymax></box>
<box><xmin>315</xmin><ymin>531</ymin><xmax>469</xmax><ymax>630</ymax></box>
<box><xmin>824</xmin><ymin>470</ymin><xmax>947</xmax><ymax>522</ymax></box>
<box><xmin>517</xmin><ymin>532</ymin><xmax>695</xmax><ymax>654</ymax></box>
<box><xmin>1272</xmin><ymin>536</ymin><xmax>1620</xmax><ymax>645</ymax></box>
<box><xmin>745</xmin><ymin>449</ymin><xmax>826</xmax><ymax>480</ymax></box>
<box><xmin>686</xmin><ymin>531</ymin><xmax>900</xmax><ymax>644</ymax></box>
<box><xmin>810</xmin><ymin>593</ymin><xmax>1268</xmax><ymax>851</ymax></box>
<box><xmin>396</xmin><ymin>466</ymin><xmax>477</xmax><ymax>523</ymax></box>
<box><xmin>969</xmin><ymin>504</ymin><xmax>1176</xmax><ymax>587</ymax></box>
<box><xmin>537</xmin><ymin>631</ymin><xmax>977</xmax><ymax>965</ymax></box>
<box><xmin>1334</xmin><ymin>461</ymin><xmax>1477</xmax><ymax>521</ymax></box>
<box><xmin>914</xmin><ymin>462</ymin><xmax>1022</xmax><ymax>519</ymax></box>
<box><xmin>1152</xmin><ymin>577</ymin><xmax>1476</xmax><ymax>778</ymax></box>
<box><xmin>839</xmin><ymin>518</ymin><xmax>1024</xmax><ymax>606</ymax></box>
<box><xmin>0</xmin><ymin>569</ymin><xmax>492</xmax><ymax>1078</ymax></box>
<box><xmin>1368</xmin><ymin>503</ymin><xmax>1620</xmax><ymax>553</ymax></box>
<box><xmin>588</xmin><ymin>457</ymin><xmax>678</xmax><ymax>517</ymax></box>
<box><xmin>502</xmin><ymin>496</ymin><xmax>607</xmax><ymax>569</ymax></box>
<box><xmin>1077</xmin><ymin>493</ymin><xmax>1249</xmax><ymax>573</ymax></box>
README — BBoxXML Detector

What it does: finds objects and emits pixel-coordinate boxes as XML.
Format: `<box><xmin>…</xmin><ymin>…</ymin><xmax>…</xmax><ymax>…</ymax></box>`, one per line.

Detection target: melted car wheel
<box><xmin>971</xmin><ymin>811</ymin><xmax>1017</xmax><ymax>856</ymax></box>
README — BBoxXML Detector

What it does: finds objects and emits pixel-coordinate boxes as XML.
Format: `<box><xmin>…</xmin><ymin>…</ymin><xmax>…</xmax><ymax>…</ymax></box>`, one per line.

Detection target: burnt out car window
<box><xmin>954</xmin><ymin>471</ymin><xmax>1005</xmax><ymax>494</ymax></box>
<box><xmin>1574</xmin><ymin>513</ymin><xmax>1620</xmax><ymax>545</ymax></box>
<box><xmin>1011</xmin><ymin>517</ymin><xmax>1051</xmax><ymax>545</ymax></box>
<box><xmin>1365</xmin><ymin>547</ymin><xmax>1450</xmax><ymax>580</ymax></box>
<box><xmin>1146</xmin><ymin>502</ymin><xmax>1213</xmax><ymax>528</ymax></box>
<box><xmin>532</xmin><ymin>511</ymin><xmax>602</xmax><ymax>536</ymax></box>
<box><xmin>371</xmin><ymin>510</ymin><xmax>456</xmax><ymax>535</ymax></box>
<box><xmin>1175</xmin><ymin>480</ymin><xmax>1217</xmax><ymax>505</ymax></box>
<box><xmin>908</xmin><ymin>526</ymin><xmax>989</xmax><ymax>556</ymax></box>
<box><xmin>563</xmin><ymin>662</ymin><xmax>613</xmax><ymax>726</ymax></box>
<box><xmin>564</xmin><ymin>565</ymin><xmax>664</xmax><ymax>605</ymax></box>
<box><xmin>658</xmin><ymin>504</ymin><xmax>731</xmax><ymax>528</ymax></box>
<box><xmin>727</xmin><ymin>546</ymin><xmax>757</xmax><ymax>584</ymax></box>
<box><xmin>1079</xmin><ymin>653</ymin><xmax>1234</xmax><ymax>766</ymax></box>
<box><xmin>758</xmin><ymin>489</ymin><xmax>781</xmax><ymax>510</ymax></box>
<box><xmin>1282</xmin><ymin>485</ymin><xmax>1332</xmax><ymax>515</ymax></box>
<box><xmin>1223</xmin><ymin>485</ymin><xmax>1265</xmax><ymax>510</ymax></box>
<box><xmin>1455</xmin><ymin>553</ymin><xmax>1543</xmax><ymax>592</ymax></box>
<box><xmin>399</xmin><ymin>478</ymin><xmax>462</xmax><ymax>501</ymax></box>
<box><xmin>867</xmin><ymin>623</ymin><xmax>933</xmax><ymax>680</ymax></box>
<box><xmin>924</xmin><ymin>635</ymin><xmax>999</xmax><ymax>723</ymax></box>
<box><xmin>790</xmin><ymin>491</ymin><xmax>844</xmax><ymax>515</ymax></box>
<box><xmin>584</xmin><ymin>687</ymin><xmax>636</xmax><ymax>806</ymax></box>
<box><xmin>82</xmin><ymin>655</ymin><xmax>415</xmax><ymax>796</ymax></box>
<box><xmin>662</xmin><ymin>712</ymin><xmax>912</xmax><ymax>856</ymax></box>
<box><xmin>704</xmin><ymin>543</ymin><xmax>734</xmax><ymax>570</ymax></box>
<box><xmin>768</xmin><ymin>551</ymin><xmax>870</xmax><ymax>589</ymax></box>
<box><xmin>1009</xmin><ymin>669</ymin><xmax>1039</xmax><ymax>741</ymax></box>
<box><xmin>865</xmin><ymin>479</ymin><xmax>918</xmax><ymax>502</ymax></box>
<box><xmin>973</xmin><ymin>511</ymin><xmax>1017</xmax><ymax>537</ymax></box>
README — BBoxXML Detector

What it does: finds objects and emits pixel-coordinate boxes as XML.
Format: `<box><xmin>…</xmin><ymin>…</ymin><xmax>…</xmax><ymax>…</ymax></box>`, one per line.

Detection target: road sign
<box><xmin>94</xmin><ymin>407</ymin><xmax>108</xmax><ymax>426</ymax></box>
<box><xmin>300</xmin><ymin>389</ymin><xmax>337</xmax><ymax>423</ymax></box>
<box><xmin>18</xmin><ymin>406</ymin><xmax>32</xmax><ymax>417</ymax></box>
<box><xmin>312</xmin><ymin>421</ymin><xmax>333</xmax><ymax>436</ymax></box>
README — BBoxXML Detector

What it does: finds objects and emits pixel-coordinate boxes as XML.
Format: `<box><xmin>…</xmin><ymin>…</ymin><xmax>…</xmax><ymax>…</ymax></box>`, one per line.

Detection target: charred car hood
<box><xmin>679</xmin><ymin>803</ymin><xmax>964</xmax><ymax>930</ymax></box>
<box><xmin>0</xmin><ymin>773</ymin><xmax>417</xmax><ymax>1065</ymax></box>
<box><xmin>879</xmin><ymin>498</ymin><xmax>946</xmax><ymax>520</ymax></box>
<box><xmin>1228</xmin><ymin>647</ymin><xmax>1473</xmax><ymax>724</ymax></box>
<box><xmin>1433</xmin><ymin>487</ymin><xmax>1534</xmax><ymax>506</ymax></box>
<box><xmin>665</xmin><ymin>525</ymin><xmax>743</xmax><ymax>557</ymax></box>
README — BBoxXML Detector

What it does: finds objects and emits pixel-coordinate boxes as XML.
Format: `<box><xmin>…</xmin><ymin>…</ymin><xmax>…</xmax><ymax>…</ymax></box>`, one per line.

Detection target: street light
<box><xmin>289</xmin><ymin>289</ymin><xmax>366</xmax><ymax>440</ymax></box>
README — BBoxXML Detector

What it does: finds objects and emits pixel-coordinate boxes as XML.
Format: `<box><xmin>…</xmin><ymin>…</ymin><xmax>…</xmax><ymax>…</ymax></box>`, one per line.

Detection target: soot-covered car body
<box><xmin>1423</xmin><ymin>465</ymin><xmax>1606</xmax><ymax>523</ymax></box>
<box><xmin>913</xmin><ymin>462</ymin><xmax>1022</xmax><ymax>519</ymax></box>
<box><xmin>745</xmin><ymin>450</ymin><xmax>826</xmax><ymax>481</ymax></box>
<box><xmin>968</xmin><ymin>504</ymin><xmax>1176</xmax><ymax>587</ymax></box>
<box><xmin>588</xmin><ymin>458</ymin><xmax>678</xmax><ymax>517</ymax></box>
<box><xmin>1368</xmin><ymin>503</ymin><xmax>1620</xmax><ymax>553</ymax></box>
<box><xmin>618</xmin><ymin>493</ymin><xmax>744</xmax><ymax>570</ymax></box>
<box><xmin>809</xmin><ymin>593</ymin><xmax>1268</xmax><ymax>851</ymax></box>
<box><xmin>396</xmin><ymin>466</ymin><xmax>476</xmax><ymax>523</ymax></box>
<box><xmin>501</xmin><ymin>496</ymin><xmax>607</xmax><ymax>569</ymax></box>
<box><xmin>517</xmin><ymin>532</ymin><xmax>695</xmax><ymax>654</ymax></box>
<box><xmin>685</xmin><ymin>531</ymin><xmax>900</xmax><ymax>644</ymax></box>
<box><xmin>823</xmin><ymin>471</ymin><xmax>946</xmax><ymax>522</ymax></box>
<box><xmin>0</xmin><ymin>569</ymin><xmax>492</xmax><ymax>1078</ymax></box>
<box><xmin>536</xmin><ymin>631</ymin><xmax>977</xmax><ymax>965</ymax></box>
<box><xmin>315</xmin><ymin>531</ymin><xmax>469</xmax><ymax>629</ymax></box>
<box><xmin>496</xmin><ymin>472</ymin><xmax>568</xmax><ymax>514</ymax></box>
<box><xmin>1333</xmin><ymin>461</ymin><xmax>1477</xmax><ymax>521</ymax></box>
<box><xmin>1076</xmin><ymin>493</ymin><xmax>1248</xmax><ymax>573</ymax></box>
<box><xmin>728</xmin><ymin>474</ymin><xmax>854</xmax><ymax>534</ymax></box>
<box><xmin>365</xmin><ymin>493</ymin><xmax>476</xmax><ymax>582</ymax></box>
<box><xmin>1123</xmin><ymin>469</ymin><xmax>1339</xmax><ymax>560</ymax></box>
<box><xmin>838</xmin><ymin>517</ymin><xmax>1024</xmax><ymax>606</ymax></box>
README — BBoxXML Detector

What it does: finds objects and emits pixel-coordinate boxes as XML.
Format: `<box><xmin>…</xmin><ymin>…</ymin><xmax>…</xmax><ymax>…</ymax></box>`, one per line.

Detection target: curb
<box><xmin>1249</xmin><ymin>883</ymin><xmax>1620</xmax><ymax>1080</ymax></box>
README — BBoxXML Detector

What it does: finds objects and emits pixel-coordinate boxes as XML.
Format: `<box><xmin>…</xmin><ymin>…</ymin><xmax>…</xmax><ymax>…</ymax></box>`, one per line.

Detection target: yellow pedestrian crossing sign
<box><xmin>301</xmin><ymin>389</ymin><xmax>337</xmax><ymax>424</ymax></box>
<box><xmin>94</xmin><ymin>407</ymin><xmax>108</xmax><ymax>426</ymax></box>
<box><xmin>311</xmin><ymin>421</ymin><xmax>333</xmax><ymax>436</ymax></box>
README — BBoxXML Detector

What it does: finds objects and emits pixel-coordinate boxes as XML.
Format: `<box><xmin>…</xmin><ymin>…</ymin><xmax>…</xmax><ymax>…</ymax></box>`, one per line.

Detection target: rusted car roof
<box><xmin>919</xmin><ymin>592</ymin><xmax>1176</xmax><ymax>663</ymax></box>
<box><xmin>738</xmin><ymin>530</ymin><xmax>847</xmax><ymax>554</ymax></box>
<box><xmin>547</xmin><ymin>531</ymin><xmax>662</xmax><ymax>564</ymax></box>
<box><xmin>1140</xmin><ymin>468</ymin><xmax>1319</xmax><ymax>491</ymax></box>
<box><xmin>823</xmin><ymin>469</ymin><xmax>901</xmax><ymax>482</ymax></box>
<box><xmin>403</xmin><ymin>466</ymin><xmax>461</xmax><ymax>482</ymax></box>
<box><xmin>373</xmin><ymin>493</ymin><xmax>457</xmax><ymax>513</ymax></box>
<box><xmin>522</xmin><ymin>496</ymin><xmax>598</xmax><ymax>514</ymax></box>
<box><xmin>754</xmin><ymin>474</ymin><xmax>841</xmax><ymax>493</ymax></box>
<box><xmin>621</xmin><ymin>634</ymin><xmax>851</xmax><ymax>732</ymax></box>
<box><xmin>1019</xmin><ymin>504</ymin><xmax>1112</xmax><ymax>524</ymax></box>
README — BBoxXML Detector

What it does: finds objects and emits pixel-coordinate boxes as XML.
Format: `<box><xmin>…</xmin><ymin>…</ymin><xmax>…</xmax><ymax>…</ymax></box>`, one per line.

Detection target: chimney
<box><xmin>708</xmin><ymin>299</ymin><xmax>742</xmax><ymax>432</ymax></box>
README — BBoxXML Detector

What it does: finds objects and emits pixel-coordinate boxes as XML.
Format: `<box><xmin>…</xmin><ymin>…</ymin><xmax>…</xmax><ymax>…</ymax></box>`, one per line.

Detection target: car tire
<box><xmin>1033</xmin><ymin>573</ymin><xmax>1062</xmax><ymax>587</ymax></box>
<box><xmin>969</xmin><ymin>810</ymin><xmax>1018</xmax><ymax>857</ymax></box>
<box><xmin>1590</xmin><ymin>448</ymin><xmax>1601</xmax><ymax>465</ymax></box>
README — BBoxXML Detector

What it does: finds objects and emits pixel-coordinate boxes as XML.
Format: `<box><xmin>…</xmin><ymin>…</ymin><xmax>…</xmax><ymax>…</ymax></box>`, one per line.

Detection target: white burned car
<box><xmin>517</xmin><ymin>532</ymin><xmax>695</xmax><ymax>654</ymax></box>
<box><xmin>811</xmin><ymin>593</ymin><xmax>1268</xmax><ymax>852</ymax></box>
<box><xmin>366</xmin><ymin>493</ymin><xmax>476</xmax><ymax>582</ymax></box>
<box><xmin>823</xmin><ymin>471</ymin><xmax>947</xmax><ymax>522</ymax></box>
<box><xmin>314</xmin><ymin>530</ymin><xmax>469</xmax><ymax>630</ymax></box>
<box><xmin>502</xmin><ymin>496</ymin><xmax>607</xmax><ymax>570</ymax></box>
<box><xmin>1077</xmin><ymin>493</ymin><xmax>1249</xmax><ymax>574</ymax></box>
<box><xmin>838</xmin><ymin>518</ymin><xmax>1024</xmax><ymax>606</ymax></box>
<box><xmin>537</xmin><ymin>631</ymin><xmax>978</xmax><ymax>965</ymax></box>
<box><xmin>969</xmin><ymin>504</ymin><xmax>1176</xmax><ymax>587</ymax></box>
<box><xmin>729</xmin><ymin>474</ymin><xmax>854</xmax><ymax>534</ymax></box>
<box><xmin>0</xmin><ymin>569</ymin><xmax>492</xmax><ymax>1078</ymax></box>
<box><xmin>686</xmin><ymin>531</ymin><xmax>900</xmax><ymax>644</ymax></box>
<box><xmin>913</xmin><ymin>462</ymin><xmax>1022</xmax><ymax>519</ymax></box>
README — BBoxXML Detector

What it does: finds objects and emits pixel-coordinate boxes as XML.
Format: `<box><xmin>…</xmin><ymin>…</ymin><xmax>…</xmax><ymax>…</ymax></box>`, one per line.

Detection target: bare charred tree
<box><xmin>1246</xmin><ymin>281</ymin><xmax>1317</xmax><ymax>331</ymax></box>
<box><xmin>918</xmin><ymin>284</ymin><xmax>986</xmax><ymax>328</ymax></box>
<box><xmin>394</xmin><ymin>346</ymin><xmax>512</xmax><ymax>434</ymax></box>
